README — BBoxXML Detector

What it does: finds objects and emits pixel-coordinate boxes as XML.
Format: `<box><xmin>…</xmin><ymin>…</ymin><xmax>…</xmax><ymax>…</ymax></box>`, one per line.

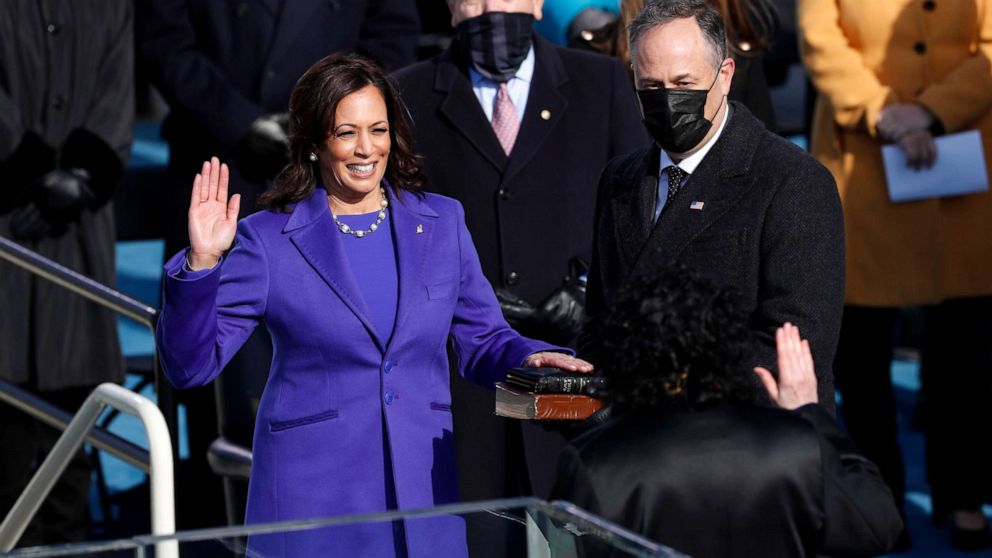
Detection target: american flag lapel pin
<box><xmin>689</xmin><ymin>200</ymin><xmax>705</xmax><ymax>211</ymax></box>
<box><xmin>416</xmin><ymin>224</ymin><xmax>424</xmax><ymax>234</ymax></box>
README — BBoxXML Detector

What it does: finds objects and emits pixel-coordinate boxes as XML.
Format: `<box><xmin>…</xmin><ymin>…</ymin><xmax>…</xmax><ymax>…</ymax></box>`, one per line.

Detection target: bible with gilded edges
<box><xmin>494</xmin><ymin>382</ymin><xmax>603</xmax><ymax>420</ymax></box>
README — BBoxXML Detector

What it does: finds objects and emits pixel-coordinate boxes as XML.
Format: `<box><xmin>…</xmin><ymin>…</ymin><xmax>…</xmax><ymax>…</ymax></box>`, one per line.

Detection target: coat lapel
<box><xmin>286</xmin><ymin>188</ymin><xmax>385</xmax><ymax>351</ymax></box>
<box><xmin>435</xmin><ymin>50</ymin><xmax>508</xmax><ymax>172</ymax></box>
<box><xmin>502</xmin><ymin>35</ymin><xmax>569</xmax><ymax>184</ymax></box>
<box><xmin>610</xmin><ymin>147</ymin><xmax>659</xmax><ymax>270</ymax></box>
<box><xmin>631</xmin><ymin>104</ymin><xmax>759</xmax><ymax>277</ymax></box>
<box><xmin>387</xmin><ymin>192</ymin><xmax>439</xmax><ymax>349</ymax></box>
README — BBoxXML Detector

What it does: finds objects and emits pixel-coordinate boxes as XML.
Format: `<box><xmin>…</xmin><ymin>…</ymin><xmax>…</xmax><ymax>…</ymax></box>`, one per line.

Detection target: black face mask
<box><xmin>455</xmin><ymin>12</ymin><xmax>534</xmax><ymax>83</ymax></box>
<box><xmin>636</xmin><ymin>71</ymin><xmax>723</xmax><ymax>153</ymax></box>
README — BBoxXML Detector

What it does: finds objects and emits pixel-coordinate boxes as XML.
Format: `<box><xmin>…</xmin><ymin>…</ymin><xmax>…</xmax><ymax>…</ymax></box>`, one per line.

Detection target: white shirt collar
<box><xmin>659</xmin><ymin>104</ymin><xmax>733</xmax><ymax>175</ymax></box>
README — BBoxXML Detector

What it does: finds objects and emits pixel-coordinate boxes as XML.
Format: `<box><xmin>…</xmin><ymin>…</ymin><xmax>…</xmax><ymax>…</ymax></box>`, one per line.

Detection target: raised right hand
<box><xmin>753</xmin><ymin>322</ymin><xmax>819</xmax><ymax>410</ymax></box>
<box><xmin>187</xmin><ymin>157</ymin><xmax>240</xmax><ymax>270</ymax></box>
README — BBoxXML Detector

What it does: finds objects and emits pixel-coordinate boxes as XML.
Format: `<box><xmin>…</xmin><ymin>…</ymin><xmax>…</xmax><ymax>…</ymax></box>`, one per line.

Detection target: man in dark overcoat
<box><xmin>580</xmin><ymin>0</ymin><xmax>845</xmax><ymax>412</ymax></box>
<box><xmin>393</xmin><ymin>0</ymin><xmax>646</xmax><ymax>522</ymax></box>
<box><xmin>0</xmin><ymin>0</ymin><xmax>133</xmax><ymax>545</ymax></box>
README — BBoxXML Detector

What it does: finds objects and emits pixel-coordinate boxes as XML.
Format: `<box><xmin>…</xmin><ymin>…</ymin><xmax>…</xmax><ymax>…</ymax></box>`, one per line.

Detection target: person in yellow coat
<box><xmin>799</xmin><ymin>0</ymin><xmax>992</xmax><ymax>550</ymax></box>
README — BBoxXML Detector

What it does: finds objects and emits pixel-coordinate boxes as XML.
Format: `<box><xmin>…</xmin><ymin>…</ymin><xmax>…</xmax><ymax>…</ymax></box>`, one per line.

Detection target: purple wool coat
<box><xmin>156</xmin><ymin>187</ymin><xmax>559</xmax><ymax>557</ymax></box>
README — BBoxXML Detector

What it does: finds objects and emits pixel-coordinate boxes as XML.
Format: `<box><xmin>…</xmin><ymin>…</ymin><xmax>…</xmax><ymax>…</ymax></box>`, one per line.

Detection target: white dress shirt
<box><xmin>654</xmin><ymin>105</ymin><xmax>733</xmax><ymax>222</ymax></box>
<box><xmin>469</xmin><ymin>46</ymin><xmax>535</xmax><ymax>123</ymax></box>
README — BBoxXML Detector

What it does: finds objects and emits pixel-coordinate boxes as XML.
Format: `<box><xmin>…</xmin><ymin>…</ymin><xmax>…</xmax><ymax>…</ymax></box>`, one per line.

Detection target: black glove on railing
<box><xmin>234</xmin><ymin>113</ymin><xmax>290</xmax><ymax>183</ymax></box>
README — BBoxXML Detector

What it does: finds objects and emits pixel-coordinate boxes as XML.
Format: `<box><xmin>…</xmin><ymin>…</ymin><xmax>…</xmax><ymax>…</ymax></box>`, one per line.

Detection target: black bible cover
<box><xmin>505</xmin><ymin>367</ymin><xmax>598</xmax><ymax>394</ymax></box>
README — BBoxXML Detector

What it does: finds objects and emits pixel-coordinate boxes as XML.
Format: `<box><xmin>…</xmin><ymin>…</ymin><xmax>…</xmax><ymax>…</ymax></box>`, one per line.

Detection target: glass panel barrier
<box><xmin>0</xmin><ymin>498</ymin><xmax>688</xmax><ymax>558</ymax></box>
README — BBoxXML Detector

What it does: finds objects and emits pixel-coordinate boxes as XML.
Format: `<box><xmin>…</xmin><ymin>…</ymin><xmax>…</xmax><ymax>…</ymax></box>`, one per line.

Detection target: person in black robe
<box><xmin>551</xmin><ymin>267</ymin><xmax>904</xmax><ymax>558</ymax></box>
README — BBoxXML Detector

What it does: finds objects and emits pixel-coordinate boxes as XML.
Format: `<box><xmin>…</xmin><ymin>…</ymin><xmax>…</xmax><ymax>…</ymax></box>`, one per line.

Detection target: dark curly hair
<box><xmin>258</xmin><ymin>53</ymin><xmax>426</xmax><ymax>211</ymax></box>
<box><xmin>601</xmin><ymin>265</ymin><xmax>755</xmax><ymax>412</ymax></box>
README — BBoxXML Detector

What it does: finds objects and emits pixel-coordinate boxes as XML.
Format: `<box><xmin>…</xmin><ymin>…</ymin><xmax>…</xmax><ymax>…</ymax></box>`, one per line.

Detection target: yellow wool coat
<box><xmin>799</xmin><ymin>0</ymin><xmax>992</xmax><ymax>306</ymax></box>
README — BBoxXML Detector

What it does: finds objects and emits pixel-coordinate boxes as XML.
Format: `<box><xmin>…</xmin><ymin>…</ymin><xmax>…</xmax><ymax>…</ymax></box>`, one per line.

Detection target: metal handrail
<box><xmin>0</xmin><ymin>383</ymin><xmax>177</xmax><ymax>557</ymax></box>
<box><xmin>0</xmin><ymin>236</ymin><xmax>157</xmax><ymax>327</ymax></box>
<box><xmin>0</xmin><ymin>234</ymin><xmax>178</xmax><ymax>462</ymax></box>
<box><xmin>0</xmin><ymin>378</ymin><xmax>149</xmax><ymax>471</ymax></box>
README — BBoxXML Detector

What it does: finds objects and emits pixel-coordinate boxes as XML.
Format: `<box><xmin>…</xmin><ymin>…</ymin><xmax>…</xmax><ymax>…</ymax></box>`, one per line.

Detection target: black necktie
<box><xmin>664</xmin><ymin>165</ymin><xmax>686</xmax><ymax>212</ymax></box>
<box><xmin>666</xmin><ymin>165</ymin><xmax>685</xmax><ymax>204</ymax></box>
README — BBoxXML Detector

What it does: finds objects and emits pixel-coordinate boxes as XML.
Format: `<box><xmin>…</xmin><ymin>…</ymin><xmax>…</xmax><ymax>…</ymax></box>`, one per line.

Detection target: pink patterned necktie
<box><xmin>492</xmin><ymin>83</ymin><xmax>519</xmax><ymax>155</ymax></box>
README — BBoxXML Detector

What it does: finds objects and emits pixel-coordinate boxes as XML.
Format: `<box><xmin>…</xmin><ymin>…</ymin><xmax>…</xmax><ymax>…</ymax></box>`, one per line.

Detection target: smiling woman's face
<box><xmin>318</xmin><ymin>84</ymin><xmax>391</xmax><ymax>210</ymax></box>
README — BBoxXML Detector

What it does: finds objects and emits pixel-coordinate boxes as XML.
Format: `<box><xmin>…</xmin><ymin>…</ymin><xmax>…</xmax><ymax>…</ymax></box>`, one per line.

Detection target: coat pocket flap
<box><xmin>270</xmin><ymin>409</ymin><xmax>339</xmax><ymax>432</ymax></box>
<box><xmin>427</xmin><ymin>280</ymin><xmax>457</xmax><ymax>300</ymax></box>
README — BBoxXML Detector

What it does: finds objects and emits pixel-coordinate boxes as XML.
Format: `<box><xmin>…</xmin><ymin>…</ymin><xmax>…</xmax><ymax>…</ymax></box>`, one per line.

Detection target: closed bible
<box><xmin>505</xmin><ymin>367</ymin><xmax>599</xmax><ymax>394</ymax></box>
<box><xmin>495</xmin><ymin>382</ymin><xmax>603</xmax><ymax>420</ymax></box>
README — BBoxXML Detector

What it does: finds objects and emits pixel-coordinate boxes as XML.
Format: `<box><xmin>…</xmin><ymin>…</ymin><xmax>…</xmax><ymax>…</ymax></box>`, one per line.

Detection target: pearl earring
<box><xmin>308</xmin><ymin>152</ymin><xmax>318</xmax><ymax>162</ymax></box>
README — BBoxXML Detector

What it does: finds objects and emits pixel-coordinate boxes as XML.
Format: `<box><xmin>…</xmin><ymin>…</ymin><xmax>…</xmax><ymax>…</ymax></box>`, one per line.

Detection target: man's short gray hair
<box><xmin>629</xmin><ymin>0</ymin><xmax>729</xmax><ymax>69</ymax></box>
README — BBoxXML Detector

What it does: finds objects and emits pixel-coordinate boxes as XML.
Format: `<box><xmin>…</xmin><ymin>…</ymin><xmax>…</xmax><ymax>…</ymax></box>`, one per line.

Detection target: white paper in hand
<box><xmin>883</xmin><ymin>130</ymin><xmax>989</xmax><ymax>203</ymax></box>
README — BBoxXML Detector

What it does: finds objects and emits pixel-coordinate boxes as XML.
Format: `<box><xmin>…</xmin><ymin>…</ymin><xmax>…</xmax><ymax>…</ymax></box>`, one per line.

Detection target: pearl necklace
<box><xmin>333</xmin><ymin>190</ymin><xmax>388</xmax><ymax>238</ymax></box>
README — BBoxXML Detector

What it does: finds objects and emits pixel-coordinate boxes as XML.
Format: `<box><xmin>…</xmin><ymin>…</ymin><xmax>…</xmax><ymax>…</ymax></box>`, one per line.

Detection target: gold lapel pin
<box><xmin>540</xmin><ymin>109</ymin><xmax>551</xmax><ymax>120</ymax></box>
<box><xmin>416</xmin><ymin>224</ymin><xmax>424</xmax><ymax>234</ymax></box>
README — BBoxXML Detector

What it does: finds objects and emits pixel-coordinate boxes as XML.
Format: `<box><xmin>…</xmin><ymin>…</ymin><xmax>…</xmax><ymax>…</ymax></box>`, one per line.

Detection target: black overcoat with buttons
<box><xmin>0</xmin><ymin>0</ymin><xmax>132</xmax><ymax>390</ymax></box>
<box><xmin>393</xmin><ymin>34</ymin><xmax>647</xmax><ymax>504</ymax></box>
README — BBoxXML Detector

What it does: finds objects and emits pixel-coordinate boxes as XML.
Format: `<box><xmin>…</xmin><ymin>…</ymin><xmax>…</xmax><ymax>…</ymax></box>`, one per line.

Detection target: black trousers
<box><xmin>0</xmin><ymin>386</ymin><xmax>92</xmax><ymax>547</ymax></box>
<box><xmin>833</xmin><ymin>305</ymin><xmax>906</xmax><ymax>512</ymax></box>
<box><xmin>922</xmin><ymin>297</ymin><xmax>992</xmax><ymax>512</ymax></box>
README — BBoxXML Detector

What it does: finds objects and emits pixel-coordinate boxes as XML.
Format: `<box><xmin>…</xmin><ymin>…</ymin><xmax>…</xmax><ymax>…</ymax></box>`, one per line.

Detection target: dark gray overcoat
<box><xmin>0</xmin><ymin>0</ymin><xmax>132</xmax><ymax>390</ymax></box>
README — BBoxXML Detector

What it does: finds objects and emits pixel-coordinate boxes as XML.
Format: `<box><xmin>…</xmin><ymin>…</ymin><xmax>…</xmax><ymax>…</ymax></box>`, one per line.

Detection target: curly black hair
<box><xmin>600</xmin><ymin>265</ymin><xmax>756</xmax><ymax>412</ymax></box>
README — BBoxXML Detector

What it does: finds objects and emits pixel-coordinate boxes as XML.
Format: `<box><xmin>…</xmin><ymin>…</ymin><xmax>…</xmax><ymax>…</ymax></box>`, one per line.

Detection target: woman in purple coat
<box><xmin>155</xmin><ymin>53</ymin><xmax>592</xmax><ymax>557</ymax></box>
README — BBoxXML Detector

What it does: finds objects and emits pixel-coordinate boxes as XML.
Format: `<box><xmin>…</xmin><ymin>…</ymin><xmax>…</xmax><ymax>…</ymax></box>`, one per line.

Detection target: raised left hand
<box><xmin>753</xmin><ymin>322</ymin><xmax>818</xmax><ymax>410</ymax></box>
<box><xmin>524</xmin><ymin>352</ymin><xmax>594</xmax><ymax>373</ymax></box>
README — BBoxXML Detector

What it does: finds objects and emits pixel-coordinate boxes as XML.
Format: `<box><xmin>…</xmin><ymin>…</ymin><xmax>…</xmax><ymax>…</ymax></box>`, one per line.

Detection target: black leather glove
<box><xmin>234</xmin><ymin>113</ymin><xmax>290</xmax><ymax>183</ymax></box>
<box><xmin>9</xmin><ymin>203</ymin><xmax>54</xmax><ymax>241</ymax></box>
<box><xmin>11</xmin><ymin>168</ymin><xmax>94</xmax><ymax>240</ymax></box>
<box><xmin>1</xmin><ymin>131</ymin><xmax>57</xmax><ymax>215</ymax></box>
<box><xmin>60</xmin><ymin>128</ymin><xmax>123</xmax><ymax>207</ymax></box>
<box><xmin>496</xmin><ymin>288</ymin><xmax>536</xmax><ymax>329</ymax></box>
<box><xmin>532</xmin><ymin>259</ymin><xmax>589</xmax><ymax>344</ymax></box>
<box><xmin>37</xmin><ymin>168</ymin><xmax>95</xmax><ymax>222</ymax></box>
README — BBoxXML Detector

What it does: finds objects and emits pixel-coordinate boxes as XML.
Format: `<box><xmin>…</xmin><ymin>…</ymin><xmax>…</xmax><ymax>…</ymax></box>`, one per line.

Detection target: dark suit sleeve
<box><xmin>606</xmin><ymin>59</ymin><xmax>649</xmax><ymax>158</ymax></box>
<box><xmin>577</xmin><ymin>159</ymin><xmax>618</xmax><ymax>362</ymax></box>
<box><xmin>135</xmin><ymin>0</ymin><xmax>266</xmax><ymax>151</ymax></box>
<box><xmin>795</xmin><ymin>404</ymin><xmax>904</xmax><ymax>555</ymax></box>
<box><xmin>754</xmin><ymin>159</ymin><xmax>844</xmax><ymax>415</ymax></box>
<box><xmin>357</xmin><ymin>0</ymin><xmax>420</xmax><ymax>71</ymax></box>
<box><xmin>81</xmin><ymin>2</ymin><xmax>134</xmax><ymax>164</ymax></box>
<box><xmin>0</xmin><ymin>75</ymin><xmax>23</xmax><ymax>159</ymax></box>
